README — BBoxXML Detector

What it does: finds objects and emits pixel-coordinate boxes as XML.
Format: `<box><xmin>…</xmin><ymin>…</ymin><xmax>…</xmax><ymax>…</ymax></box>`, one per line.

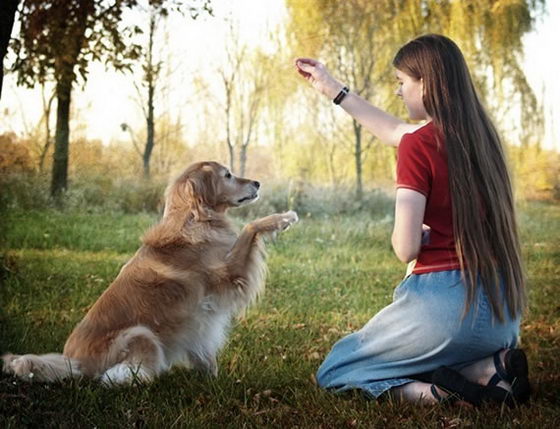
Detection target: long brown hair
<box><xmin>392</xmin><ymin>34</ymin><xmax>525</xmax><ymax>322</ymax></box>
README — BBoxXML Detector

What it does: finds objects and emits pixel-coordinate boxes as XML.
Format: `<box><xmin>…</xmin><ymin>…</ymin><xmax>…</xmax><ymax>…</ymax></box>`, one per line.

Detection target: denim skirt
<box><xmin>316</xmin><ymin>270</ymin><xmax>520</xmax><ymax>398</ymax></box>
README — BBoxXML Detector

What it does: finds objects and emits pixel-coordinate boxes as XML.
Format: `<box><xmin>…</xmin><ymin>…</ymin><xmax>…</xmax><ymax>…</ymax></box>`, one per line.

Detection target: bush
<box><xmin>0</xmin><ymin>172</ymin><xmax>52</xmax><ymax>212</ymax></box>
<box><xmin>0</xmin><ymin>172</ymin><xmax>167</xmax><ymax>214</ymax></box>
<box><xmin>508</xmin><ymin>145</ymin><xmax>560</xmax><ymax>201</ymax></box>
<box><xmin>64</xmin><ymin>175</ymin><xmax>166</xmax><ymax>214</ymax></box>
<box><xmin>0</xmin><ymin>133</ymin><xmax>34</xmax><ymax>174</ymax></box>
<box><xmin>1</xmin><ymin>171</ymin><xmax>395</xmax><ymax>220</ymax></box>
<box><xmin>233</xmin><ymin>181</ymin><xmax>394</xmax><ymax>220</ymax></box>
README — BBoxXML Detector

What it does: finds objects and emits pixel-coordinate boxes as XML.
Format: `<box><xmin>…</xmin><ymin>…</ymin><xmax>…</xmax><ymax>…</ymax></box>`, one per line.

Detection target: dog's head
<box><xmin>164</xmin><ymin>161</ymin><xmax>260</xmax><ymax>220</ymax></box>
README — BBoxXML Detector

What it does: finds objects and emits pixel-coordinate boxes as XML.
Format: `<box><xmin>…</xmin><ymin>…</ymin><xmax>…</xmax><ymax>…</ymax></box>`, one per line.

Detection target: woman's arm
<box><xmin>392</xmin><ymin>188</ymin><xmax>427</xmax><ymax>263</ymax></box>
<box><xmin>295</xmin><ymin>58</ymin><xmax>421</xmax><ymax>147</ymax></box>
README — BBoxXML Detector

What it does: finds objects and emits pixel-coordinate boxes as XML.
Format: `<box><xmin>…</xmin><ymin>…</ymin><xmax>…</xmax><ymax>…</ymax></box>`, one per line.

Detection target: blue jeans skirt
<box><xmin>316</xmin><ymin>270</ymin><xmax>520</xmax><ymax>398</ymax></box>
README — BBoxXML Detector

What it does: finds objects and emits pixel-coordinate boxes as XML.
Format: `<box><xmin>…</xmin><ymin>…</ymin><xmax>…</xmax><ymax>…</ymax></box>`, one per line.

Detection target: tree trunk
<box><xmin>227</xmin><ymin>141</ymin><xmax>235</xmax><ymax>174</ymax></box>
<box><xmin>49</xmin><ymin>1</ymin><xmax>88</xmax><ymax>198</ymax></box>
<box><xmin>0</xmin><ymin>0</ymin><xmax>20</xmax><ymax>101</ymax></box>
<box><xmin>328</xmin><ymin>143</ymin><xmax>337</xmax><ymax>186</ymax></box>
<box><xmin>51</xmin><ymin>76</ymin><xmax>72</xmax><ymax>198</ymax></box>
<box><xmin>142</xmin><ymin>12</ymin><xmax>157</xmax><ymax>180</ymax></box>
<box><xmin>224</xmin><ymin>84</ymin><xmax>235</xmax><ymax>173</ymax></box>
<box><xmin>144</xmin><ymin>82</ymin><xmax>155</xmax><ymax>179</ymax></box>
<box><xmin>39</xmin><ymin>86</ymin><xmax>55</xmax><ymax>172</ymax></box>
<box><xmin>239</xmin><ymin>145</ymin><xmax>247</xmax><ymax>177</ymax></box>
<box><xmin>353</xmin><ymin>119</ymin><xmax>363</xmax><ymax>201</ymax></box>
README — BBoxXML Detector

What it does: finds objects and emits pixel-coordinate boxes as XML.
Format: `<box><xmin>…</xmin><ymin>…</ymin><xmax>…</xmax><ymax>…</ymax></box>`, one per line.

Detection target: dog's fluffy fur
<box><xmin>2</xmin><ymin>161</ymin><xmax>298</xmax><ymax>385</ymax></box>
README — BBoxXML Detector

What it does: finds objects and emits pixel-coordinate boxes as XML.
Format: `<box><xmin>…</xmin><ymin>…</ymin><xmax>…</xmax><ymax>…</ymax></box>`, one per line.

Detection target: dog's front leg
<box><xmin>225</xmin><ymin>211</ymin><xmax>298</xmax><ymax>283</ymax></box>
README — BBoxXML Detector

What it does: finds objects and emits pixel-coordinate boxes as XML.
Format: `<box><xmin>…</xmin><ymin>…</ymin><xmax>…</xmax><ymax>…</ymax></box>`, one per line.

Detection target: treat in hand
<box><xmin>295</xmin><ymin>58</ymin><xmax>343</xmax><ymax>99</ymax></box>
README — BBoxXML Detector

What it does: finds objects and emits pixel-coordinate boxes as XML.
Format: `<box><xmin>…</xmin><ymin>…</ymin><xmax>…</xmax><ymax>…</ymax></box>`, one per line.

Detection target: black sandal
<box><xmin>432</xmin><ymin>366</ymin><xmax>514</xmax><ymax>408</ymax></box>
<box><xmin>488</xmin><ymin>349</ymin><xmax>531</xmax><ymax>406</ymax></box>
<box><xmin>430</xmin><ymin>384</ymin><xmax>445</xmax><ymax>402</ymax></box>
<box><xmin>429</xmin><ymin>384</ymin><xmax>461</xmax><ymax>405</ymax></box>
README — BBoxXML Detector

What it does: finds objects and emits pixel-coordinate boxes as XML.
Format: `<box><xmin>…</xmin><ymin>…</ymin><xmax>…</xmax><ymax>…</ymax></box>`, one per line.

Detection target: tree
<box><xmin>3</xmin><ymin>79</ymin><xmax>55</xmax><ymax>171</ymax></box>
<box><xmin>9</xmin><ymin>0</ymin><xmax>211</xmax><ymax>198</ymax></box>
<box><xmin>136</xmin><ymin>8</ymin><xmax>160</xmax><ymax>180</ymax></box>
<box><xmin>217</xmin><ymin>20</ymin><xmax>271</xmax><ymax>177</ymax></box>
<box><xmin>10</xmin><ymin>0</ymin><xmax>137</xmax><ymax>197</ymax></box>
<box><xmin>129</xmin><ymin>1</ymin><xmax>211</xmax><ymax>179</ymax></box>
<box><xmin>121</xmin><ymin>8</ymin><xmax>166</xmax><ymax>180</ymax></box>
<box><xmin>286</xmin><ymin>0</ymin><xmax>546</xmax><ymax>195</ymax></box>
<box><xmin>0</xmin><ymin>0</ymin><xmax>20</xmax><ymax>101</ymax></box>
<box><xmin>287</xmin><ymin>0</ymin><xmax>412</xmax><ymax>199</ymax></box>
<box><xmin>37</xmin><ymin>83</ymin><xmax>56</xmax><ymax>171</ymax></box>
<box><xmin>322</xmin><ymin>2</ymin><xmax>397</xmax><ymax>200</ymax></box>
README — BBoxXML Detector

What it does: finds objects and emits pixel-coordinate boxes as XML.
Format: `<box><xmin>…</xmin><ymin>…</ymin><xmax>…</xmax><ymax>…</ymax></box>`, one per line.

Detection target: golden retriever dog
<box><xmin>2</xmin><ymin>161</ymin><xmax>298</xmax><ymax>385</ymax></box>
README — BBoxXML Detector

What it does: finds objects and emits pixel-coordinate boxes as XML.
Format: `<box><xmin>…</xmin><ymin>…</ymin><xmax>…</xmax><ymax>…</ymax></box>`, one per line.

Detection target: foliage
<box><xmin>286</xmin><ymin>0</ymin><xmax>404</xmax><ymax>199</ymax></box>
<box><xmin>8</xmin><ymin>0</ymin><xmax>213</xmax><ymax>196</ymax></box>
<box><xmin>0</xmin><ymin>171</ymin><xmax>166</xmax><ymax>214</ymax></box>
<box><xmin>0</xmin><ymin>132</ymin><xmax>34</xmax><ymax>174</ymax></box>
<box><xmin>0</xmin><ymin>131</ymin><xmax>397</xmax><ymax>216</ymax></box>
<box><xmin>0</xmin><ymin>0</ymin><xmax>19</xmax><ymax>100</ymax></box>
<box><xmin>9</xmin><ymin>0</ymin><xmax>212</xmax><ymax>87</ymax></box>
<box><xmin>233</xmin><ymin>181</ymin><xmax>395</xmax><ymax>221</ymax></box>
<box><xmin>284</xmin><ymin>0</ymin><xmax>547</xmax><ymax>195</ymax></box>
<box><xmin>122</xmin><ymin>1</ymin><xmax>212</xmax><ymax>179</ymax></box>
<box><xmin>0</xmin><ymin>171</ymin><xmax>394</xmax><ymax>221</ymax></box>
<box><xmin>213</xmin><ymin>29</ymin><xmax>273</xmax><ymax>176</ymax></box>
<box><xmin>0</xmin><ymin>202</ymin><xmax>559</xmax><ymax>426</ymax></box>
<box><xmin>508</xmin><ymin>144</ymin><xmax>560</xmax><ymax>201</ymax></box>
<box><xmin>1</xmin><ymin>131</ymin><xmax>558</xmax><ymax>219</ymax></box>
<box><xmin>0</xmin><ymin>132</ymin><xmax>169</xmax><ymax>213</ymax></box>
<box><xmin>1</xmin><ymin>0</ymin><xmax>556</xmax><ymax>211</ymax></box>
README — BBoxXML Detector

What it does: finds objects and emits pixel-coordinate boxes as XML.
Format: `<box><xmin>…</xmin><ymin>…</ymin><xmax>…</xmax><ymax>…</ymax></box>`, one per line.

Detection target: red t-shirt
<box><xmin>396</xmin><ymin>122</ymin><xmax>461</xmax><ymax>274</ymax></box>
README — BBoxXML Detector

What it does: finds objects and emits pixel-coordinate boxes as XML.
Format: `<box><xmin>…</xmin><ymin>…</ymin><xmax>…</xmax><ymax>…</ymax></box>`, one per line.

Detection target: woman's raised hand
<box><xmin>295</xmin><ymin>58</ymin><xmax>344</xmax><ymax>100</ymax></box>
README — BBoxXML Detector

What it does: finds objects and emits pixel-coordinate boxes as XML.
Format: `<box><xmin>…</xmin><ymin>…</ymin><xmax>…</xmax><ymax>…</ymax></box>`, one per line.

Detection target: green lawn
<box><xmin>1</xmin><ymin>203</ymin><xmax>559</xmax><ymax>428</ymax></box>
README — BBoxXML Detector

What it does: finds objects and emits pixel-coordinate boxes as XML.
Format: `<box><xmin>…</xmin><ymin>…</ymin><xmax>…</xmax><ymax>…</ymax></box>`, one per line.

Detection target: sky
<box><xmin>1</xmin><ymin>0</ymin><xmax>558</xmax><ymax>151</ymax></box>
<box><xmin>522</xmin><ymin>0</ymin><xmax>559</xmax><ymax>150</ymax></box>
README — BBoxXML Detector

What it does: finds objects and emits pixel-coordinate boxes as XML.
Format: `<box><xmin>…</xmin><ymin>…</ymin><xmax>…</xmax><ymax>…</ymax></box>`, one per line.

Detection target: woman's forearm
<box><xmin>337</xmin><ymin>91</ymin><xmax>413</xmax><ymax>147</ymax></box>
<box><xmin>296</xmin><ymin>58</ymin><xmax>423</xmax><ymax>147</ymax></box>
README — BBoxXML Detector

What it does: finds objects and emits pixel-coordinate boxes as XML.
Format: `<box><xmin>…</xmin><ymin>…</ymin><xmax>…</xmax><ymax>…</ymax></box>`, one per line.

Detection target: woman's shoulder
<box><xmin>401</xmin><ymin>121</ymin><xmax>442</xmax><ymax>152</ymax></box>
<box><xmin>408</xmin><ymin>121</ymin><xmax>435</xmax><ymax>137</ymax></box>
<box><xmin>400</xmin><ymin>122</ymin><xmax>437</xmax><ymax>146</ymax></box>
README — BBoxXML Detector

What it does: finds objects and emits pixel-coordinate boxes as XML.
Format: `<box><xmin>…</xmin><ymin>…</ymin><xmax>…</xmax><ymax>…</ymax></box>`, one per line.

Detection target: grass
<box><xmin>0</xmin><ymin>202</ymin><xmax>559</xmax><ymax>428</ymax></box>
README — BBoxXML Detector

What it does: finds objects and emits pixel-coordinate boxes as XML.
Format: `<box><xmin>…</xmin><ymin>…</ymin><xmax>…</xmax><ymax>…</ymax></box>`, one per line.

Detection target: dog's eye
<box><xmin>225</xmin><ymin>172</ymin><xmax>232</xmax><ymax>179</ymax></box>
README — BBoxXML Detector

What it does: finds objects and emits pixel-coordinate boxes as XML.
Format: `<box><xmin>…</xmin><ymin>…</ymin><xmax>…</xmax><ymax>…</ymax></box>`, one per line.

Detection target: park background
<box><xmin>1</xmin><ymin>0</ymin><xmax>559</xmax><ymax>427</ymax></box>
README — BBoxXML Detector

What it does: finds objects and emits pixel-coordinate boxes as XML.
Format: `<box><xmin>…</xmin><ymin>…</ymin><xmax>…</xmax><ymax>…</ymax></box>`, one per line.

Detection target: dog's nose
<box><xmin>253</xmin><ymin>181</ymin><xmax>260</xmax><ymax>189</ymax></box>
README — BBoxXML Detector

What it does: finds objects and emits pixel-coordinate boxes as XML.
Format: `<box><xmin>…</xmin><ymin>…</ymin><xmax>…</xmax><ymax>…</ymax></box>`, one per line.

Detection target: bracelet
<box><xmin>333</xmin><ymin>86</ymin><xmax>349</xmax><ymax>105</ymax></box>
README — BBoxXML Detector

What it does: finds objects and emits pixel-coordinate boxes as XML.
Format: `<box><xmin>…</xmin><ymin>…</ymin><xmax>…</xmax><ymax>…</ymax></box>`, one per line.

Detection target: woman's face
<box><xmin>395</xmin><ymin>69</ymin><xmax>429</xmax><ymax>121</ymax></box>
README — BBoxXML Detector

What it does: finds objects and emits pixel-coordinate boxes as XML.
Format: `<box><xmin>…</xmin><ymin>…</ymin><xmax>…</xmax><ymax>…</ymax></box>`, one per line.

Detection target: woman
<box><xmin>295</xmin><ymin>34</ymin><xmax>530</xmax><ymax>406</ymax></box>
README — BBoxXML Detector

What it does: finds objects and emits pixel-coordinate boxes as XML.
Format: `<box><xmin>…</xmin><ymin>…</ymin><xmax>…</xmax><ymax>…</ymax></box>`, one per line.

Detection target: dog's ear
<box><xmin>186</xmin><ymin>169</ymin><xmax>219</xmax><ymax>216</ymax></box>
<box><xmin>183</xmin><ymin>178</ymin><xmax>210</xmax><ymax>221</ymax></box>
<box><xmin>163</xmin><ymin>170</ymin><xmax>218</xmax><ymax>221</ymax></box>
<box><xmin>143</xmin><ymin>165</ymin><xmax>218</xmax><ymax>248</ymax></box>
<box><xmin>162</xmin><ymin>180</ymin><xmax>188</xmax><ymax>218</ymax></box>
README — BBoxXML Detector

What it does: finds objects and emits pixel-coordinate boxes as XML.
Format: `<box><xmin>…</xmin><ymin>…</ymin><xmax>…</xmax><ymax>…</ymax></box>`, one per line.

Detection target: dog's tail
<box><xmin>2</xmin><ymin>352</ymin><xmax>82</xmax><ymax>382</ymax></box>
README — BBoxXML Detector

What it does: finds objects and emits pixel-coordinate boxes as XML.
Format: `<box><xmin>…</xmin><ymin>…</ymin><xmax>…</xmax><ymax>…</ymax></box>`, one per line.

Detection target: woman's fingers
<box><xmin>294</xmin><ymin>57</ymin><xmax>341</xmax><ymax>99</ymax></box>
<box><xmin>295</xmin><ymin>58</ymin><xmax>317</xmax><ymax>78</ymax></box>
<box><xmin>295</xmin><ymin>57</ymin><xmax>319</xmax><ymax>68</ymax></box>
<box><xmin>295</xmin><ymin>67</ymin><xmax>311</xmax><ymax>79</ymax></box>
<box><xmin>295</xmin><ymin>58</ymin><xmax>324</xmax><ymax>75</ymax></box>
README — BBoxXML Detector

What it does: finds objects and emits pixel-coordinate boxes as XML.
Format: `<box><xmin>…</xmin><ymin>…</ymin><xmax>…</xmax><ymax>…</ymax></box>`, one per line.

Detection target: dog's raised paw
<box><xmin>251</xmin><ymin>211</ymin><xmax>299</xmax><ymax>233</ymax></box>
<box><xmin>279</xmin><ymin>211</ymin><xmax>299</xmax><ymax>231</ymax></box>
